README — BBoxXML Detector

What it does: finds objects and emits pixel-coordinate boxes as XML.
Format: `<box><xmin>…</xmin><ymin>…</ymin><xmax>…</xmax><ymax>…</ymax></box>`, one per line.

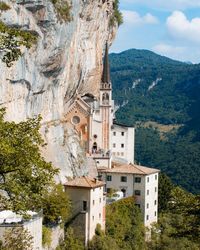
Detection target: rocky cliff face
<box><xmin>0</xmin><ymin>0</ymin><xmax>117</xmax><ymax>182</ymax></box>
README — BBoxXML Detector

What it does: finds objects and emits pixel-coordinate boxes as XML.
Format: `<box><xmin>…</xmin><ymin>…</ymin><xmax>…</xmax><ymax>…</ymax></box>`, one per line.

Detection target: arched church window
<box><xmin>72</xmin><ymin>115</ymin><xmax>80</xmax><ymax>125</ymax></box>
<box><xmin>92</xmin><ymin>142</ymin><xmax>98</xmax><ymax>154</ymax></box>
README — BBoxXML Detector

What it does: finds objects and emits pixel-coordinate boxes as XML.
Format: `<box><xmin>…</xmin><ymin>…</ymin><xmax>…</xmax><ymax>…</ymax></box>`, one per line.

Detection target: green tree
<box><xmin>149</xmin><ymin>186</ymin><xmax>200</xmax><ymax>249</ymax></box>
<box><xmin>158</xmin><ymin>173</ymin><xmax>174</xmax><ymax>212</ymax></box>
<box><xmin>88</xmin><ymin>224</ymin><xmax>120</xmax><ymax>250</ymax></box>
<box><xmin>106</xmin><ymin>197</ymin><xmax>146</xmax><ymax>250</ymax></box>
<box><xmin>0</xmin><ymin>108</ymin><xmax>58</xmax><ymax>212</ymax></box>
<box><xmin>56</xmin><ymin>227</ymin><xmax>84</xmax><ymax>250</ymax></box>
<box><xmin>42</xmin><ymin>184</ymin><xmax>71</xmax><ymax>224</ymax></box>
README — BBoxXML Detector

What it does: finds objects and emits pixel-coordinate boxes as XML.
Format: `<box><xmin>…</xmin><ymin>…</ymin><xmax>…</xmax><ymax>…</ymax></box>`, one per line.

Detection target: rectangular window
<box><xmin>135</xmin><ymin>190</ymin><xmax>141</xmax><ymax>196</ymax></box>
<box><xmin>107</xmin><ymin>175</ymin><xmax>112</xmax><ymax>181</ymax></box>
<box><xmin>92</xmin><ymin>216</ymin><xmax>94</xmax><ymax>221</ymax></box>
<box><xmin>93</xmin><ymin>200</ymin><xmax>95</xmax><ymax>205</ymax></box>
<box><xmin>107</xmin><ymin>188</ymin><xmax>111</xmax><ymax>193</ymax></box>
<box><xmin>146</xmin><ymin>215</ymin><xmax>149</xmax><ymax>221</ymax></box>
<box><xmin>154</xmin><ymin>200</ymin><xmax>157</xmax><ymax>205</ymax></box>
<box><xmin>147</xmin><ymin>190</ymin><xmax>149</xmax><ymax>195</ymax></box>
<box><xmin>113</xmin><ymin>143</ymin><xmax>116</xmax><ymax>148</ymax></box>
<box><xmin>121</xmin><ymin>152</ymin><xmax>124</xmax><ymax>156</ymax></box>
<box><xmin>135</xmin><ymin>177</ymin><xmax>141</xmax><ymax>183</ymax></box>
<box><xmin>121</xmin><ymin>132</ymin><xmax>124</xmax><ymax>136</ymax></box>
<box><xmin>155</xmin><ymin>211</ymin><xmax>157</xmax><ymax>217</ymax></box>
<box><xmin>155</xmin><ymin>187</ymin><xmax>157</xmax><ymax>192</ymax></box>
<box><xmin>99</xmin><ymin>198</ymin><xmax>101</xmax><ymax>203</ymax></box>
<box><xmin>121</xmin><ymin>176</ymin><xmax>127</xmax><ymax>182</ymax></box>
<box><xmin>99</xmin><ymin>213</ymin><xmax>101</xmax><ymax>219</ymax></box>
<box><xmin>155</xmin><ymin>174</ymin><xmax>157</xmax><ymax>180</ymax></box>
<box><xmin>121</xmin><ymin>143</ymin><xmax>124</xmax><ymax>148</ymax></box>
<box><xmin>113</xmin><ymin>131</ymin><xmax>116</xmax><ymax>136</ymax></box>
<box><xmin>83</xmin><ymin>201</ymin><xmax>87</xmax><ymax>211</ymax></box>
<box><xmin>146</xmin><ymin>203</ymin><xmax>149</xmax><ymax>209</ymax></box>
<box><xmin>147</xmin><ymin>177</ymin><xmax>149</xmax><ymax>183</ymax></box>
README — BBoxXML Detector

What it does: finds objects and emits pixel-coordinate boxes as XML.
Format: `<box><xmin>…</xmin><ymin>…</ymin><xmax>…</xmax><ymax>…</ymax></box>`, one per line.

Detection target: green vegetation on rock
<box><xmin>0</xmin><ymin>21</ymin><xmax>37</xmax><ymax>67</ymax></box>
<box><xmin>110</xmin><ymin>0</ymin><xmax>123</xmax><ymax>27</ymax></box>
<box><xmin>50</xmin><ymin>0</ymin><xmax>72</xmax><ymax>22</ymax></box>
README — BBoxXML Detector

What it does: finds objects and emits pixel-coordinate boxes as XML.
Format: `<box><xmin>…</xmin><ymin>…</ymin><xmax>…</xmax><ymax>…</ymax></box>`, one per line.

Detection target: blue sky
<box><xmin>111</xmin><ymin>0</ymin><xmax>200</xmax><ymax>63</ymax></box>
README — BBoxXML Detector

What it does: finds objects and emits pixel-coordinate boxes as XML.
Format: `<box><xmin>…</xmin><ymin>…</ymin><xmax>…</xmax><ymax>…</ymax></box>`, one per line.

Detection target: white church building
<box><xmin>65</xmin><ymin>43</ymin><xmax>135</xmax><ymax>168</ymax></box>
<box><xmin>64</xmin><ymin>42</ymin><xmax>160</xmax><ymax>237</ymax></box>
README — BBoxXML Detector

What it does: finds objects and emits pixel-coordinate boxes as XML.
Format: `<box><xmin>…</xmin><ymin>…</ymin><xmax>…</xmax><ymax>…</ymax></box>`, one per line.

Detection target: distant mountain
<box><xmin>110</xmin><ymin>49</ymin><xmax>200</xmax><ymax>193</ymax></box>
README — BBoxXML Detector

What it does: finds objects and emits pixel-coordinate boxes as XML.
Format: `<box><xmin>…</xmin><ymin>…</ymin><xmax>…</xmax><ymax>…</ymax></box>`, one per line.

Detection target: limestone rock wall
<box><xmin>0</xmin><ymin>0</ymin><xmax>117</xmax><ymax>182</ymax></box>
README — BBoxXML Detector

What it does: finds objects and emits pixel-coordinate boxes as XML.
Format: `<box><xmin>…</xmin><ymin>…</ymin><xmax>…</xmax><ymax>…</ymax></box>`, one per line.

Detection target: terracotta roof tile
<box><xmin>98</xmin><ymin>163</ymin><xmax>160</xmax><ymax>175</ymax></box>
<box><xmin>64</xmin><ymin>176</ymin><xmax>105</xmax><ymax>189</ymax></box>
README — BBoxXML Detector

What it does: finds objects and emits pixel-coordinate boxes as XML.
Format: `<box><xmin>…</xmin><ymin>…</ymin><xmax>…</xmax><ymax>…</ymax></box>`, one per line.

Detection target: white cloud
<box><xmin>167</xmin><ymin>11</ymin><xmax>200</xmax><ymax>43</ymax></box>
<box><xmin>152</xmin><ymin>44</ymin><xmax>186</xmax><ymax>59</ymax></box>
<box><xmin>152</xmin><ymin>43</ymin><xmax>200</xmax><ymax>63</ymax></box>
<box><xmin>143</xmin><ymin>13</ymin><xmax>159</xmax><ymax>24</ymax></box>
<box><xmin>122</xmin><ymin>0</ymin><xmax>200</xmax><ymax>11</ymax></box>
<box><xmin>122</xmin><ymin>10</ymin><xmax>158</xmax><ymax>25</ymax></box>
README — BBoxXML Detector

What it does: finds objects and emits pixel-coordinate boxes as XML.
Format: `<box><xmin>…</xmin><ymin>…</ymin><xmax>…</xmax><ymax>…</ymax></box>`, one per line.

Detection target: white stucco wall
<box><xmin>144</xmin><ymin>174</ymin><xmax>158</xmax><ymax>227</ymax></box>
<box><xmin>0</xmin><ymin>215</ymin><xmax>42</xmax><ymax>250</ymax></box>
<box><xmin>65</xmin><ymin>185</ymin><xmax>105</xmax><ymax>242</ymax></box>
<box><xmin>24</xmin><ymin>216</ymin><xmax>43</xmax><ymax>250</ymax></box>
<box><xmin>89</xmin><ymin>186</ymin><xmax>105</xmax><ymax>239</ymax></box>
<box><xmin>111</xmin><ymin>125</ymin><xmax>135</xmax><ymax>164</ymax></box>
<box><xmin>100</xmin><ymin>171</ymin><xmax>158</xmax><ymax>227</ymax></box>
<box><xmin>102</xmin><ymin>172</ymin><xmax>134</xmax><ymax>197</ymax></box>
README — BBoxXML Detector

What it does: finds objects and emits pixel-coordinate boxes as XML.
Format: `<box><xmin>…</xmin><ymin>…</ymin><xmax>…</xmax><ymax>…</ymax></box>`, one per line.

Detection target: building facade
<box><xmin>64</xmin><ymin>176</ymin><xmax>105</xmax><ymax>245</ymax></box>
<box><xmin>64</xmin><ymin>43</ymin><xmax>135</xmax><ymax>168</ymax></box>
<box><xmin>98</xmin><ymin>163</ymin><xmax>159</xmax><ymax>227</ymax></box>
<box><xmin>112</xmin><ymin>122</ymin><xmax>135</xmax><ymax>164</ymax></box>
<box><xmin>64</xmin><ymin>42</ymin><xmax>160</xmax><ymax>233</ymax></box>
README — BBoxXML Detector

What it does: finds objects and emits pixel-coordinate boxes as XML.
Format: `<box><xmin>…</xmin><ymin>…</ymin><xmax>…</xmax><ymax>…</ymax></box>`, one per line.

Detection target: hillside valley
<box><xmin>110</xmin><ymin>49</ymin><xmax>200</xmax><ymax>193</ymax></box>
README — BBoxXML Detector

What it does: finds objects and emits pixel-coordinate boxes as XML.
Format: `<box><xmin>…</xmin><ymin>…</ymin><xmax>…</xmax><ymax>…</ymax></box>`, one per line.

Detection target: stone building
<box><xmin>64</xmin><ymin>176</ymin><xmax>105</xmax><ymax>245</ymax></box>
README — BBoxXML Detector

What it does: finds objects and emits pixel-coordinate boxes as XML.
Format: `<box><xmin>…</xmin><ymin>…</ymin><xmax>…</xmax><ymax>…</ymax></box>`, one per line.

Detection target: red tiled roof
<box><xmin>98</xmin><ymin>163</ymin><xmax>160</xmax><ymax>175</ymax></box>
<box><xmin>64</xmin><ymin>176</ymin><xmax>105</xmax><ymax>189</ymax></box>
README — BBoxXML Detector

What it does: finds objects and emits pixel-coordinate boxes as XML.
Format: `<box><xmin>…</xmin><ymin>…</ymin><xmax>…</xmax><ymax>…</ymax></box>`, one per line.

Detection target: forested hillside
<box><xmin>110</xmin><ymin>49</ymin><xmax>200</xmax><ymax>193</ymax></box>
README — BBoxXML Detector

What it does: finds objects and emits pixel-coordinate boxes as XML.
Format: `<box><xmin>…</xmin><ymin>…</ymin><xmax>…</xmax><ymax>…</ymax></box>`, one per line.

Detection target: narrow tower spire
<box><xmin>102</xmin><ymin>42</ymin><xmax>110</xmax><ymax>83</ymax></box>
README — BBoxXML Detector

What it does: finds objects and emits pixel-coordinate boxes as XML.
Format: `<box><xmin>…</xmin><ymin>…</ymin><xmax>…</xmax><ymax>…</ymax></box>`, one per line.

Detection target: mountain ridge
<box><xmin>110</xmin><ymin>48</ymin><xmax>200</xmax><ymax>193</ymax></box>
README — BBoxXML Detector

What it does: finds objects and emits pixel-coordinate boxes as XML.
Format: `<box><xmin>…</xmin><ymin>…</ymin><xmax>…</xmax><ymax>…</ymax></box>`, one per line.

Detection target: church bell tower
<box><xmin>100</xmin><ymin>42</ymin><xmax>113</xmax><ymax>152</ymax></box>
